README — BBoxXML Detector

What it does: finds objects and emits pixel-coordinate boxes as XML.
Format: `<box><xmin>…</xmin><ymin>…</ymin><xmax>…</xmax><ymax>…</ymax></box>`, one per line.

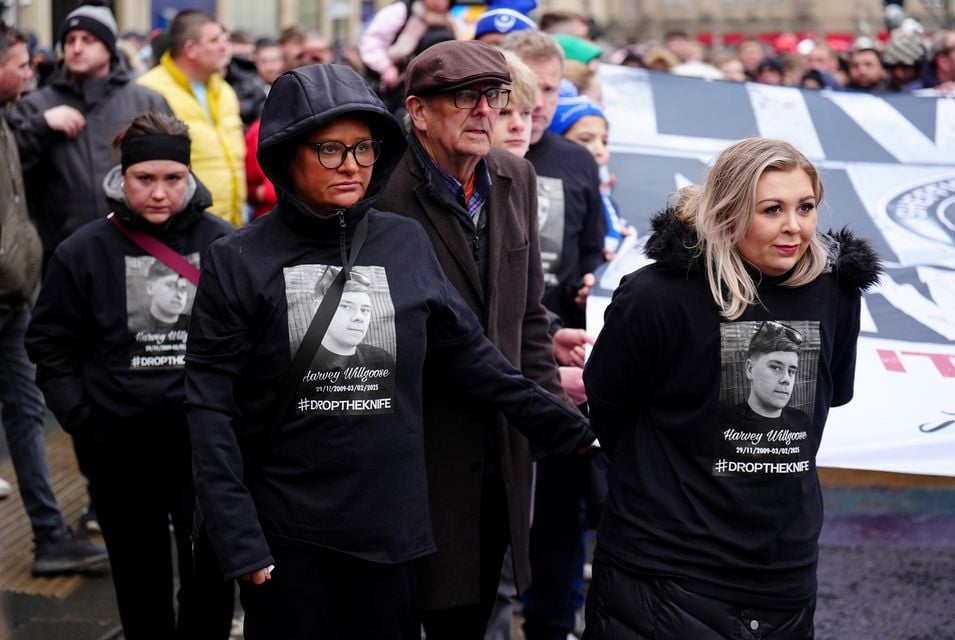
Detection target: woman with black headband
<box><xmin>27</xmin><ymin>111</ymin><xmax>235</xmax><ymax>640</ymax></box>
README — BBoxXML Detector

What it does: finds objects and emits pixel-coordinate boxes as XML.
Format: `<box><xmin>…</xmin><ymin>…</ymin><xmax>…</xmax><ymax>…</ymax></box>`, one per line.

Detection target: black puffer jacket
<box><xmin>7</xmin><ymin>59</ymin><xmax>170</xmax><ymax>263</ymax></box>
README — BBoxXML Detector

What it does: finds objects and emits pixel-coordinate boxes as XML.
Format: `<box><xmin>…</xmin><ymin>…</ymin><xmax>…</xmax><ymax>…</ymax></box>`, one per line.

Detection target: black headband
<box><xmin>121</xmin><ymin>134</ymin><xmax>191</xmax><ymax>172</ymax></box>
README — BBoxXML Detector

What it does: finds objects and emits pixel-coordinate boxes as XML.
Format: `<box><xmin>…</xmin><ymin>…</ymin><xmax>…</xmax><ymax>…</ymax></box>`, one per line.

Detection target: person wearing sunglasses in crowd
<box><xmin>583</xmin><ymin>137</ymin><xmax>881</xmax><ymax>639</ymax></box>
<box><xmin>184</xmin><ymin>62</ymin><xmax>593</xmax><ymax>640</ymax></box>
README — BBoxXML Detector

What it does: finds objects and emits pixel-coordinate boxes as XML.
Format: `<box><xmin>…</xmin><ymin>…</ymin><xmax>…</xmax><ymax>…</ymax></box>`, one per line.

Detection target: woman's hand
<box><xmin>241</xmin><ymin>565</ymin><xmax>274</xmax><ymax>585</ymax></box>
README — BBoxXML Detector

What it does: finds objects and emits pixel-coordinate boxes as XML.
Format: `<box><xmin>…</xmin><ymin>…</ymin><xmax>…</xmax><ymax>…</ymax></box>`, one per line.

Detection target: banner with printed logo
<box><xmin>591</xmin><ymin>65</ymin><xmax>955</xmax><ymax>477</ymax></box>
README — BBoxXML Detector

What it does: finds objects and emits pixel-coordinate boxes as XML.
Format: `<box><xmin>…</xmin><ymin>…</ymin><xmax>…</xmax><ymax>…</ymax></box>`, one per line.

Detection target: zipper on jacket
<box><xmin>336</xmin><ymin>209</ymin><xmax>349</xmax><ymax>280</ymax></box>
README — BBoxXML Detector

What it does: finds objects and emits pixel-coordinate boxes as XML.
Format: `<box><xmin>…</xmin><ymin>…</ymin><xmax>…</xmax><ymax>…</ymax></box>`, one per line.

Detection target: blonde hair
<box><xmin>501</xmin><ymin>50</ymin><xmax>538</xmax><ymax>109</ymax></box>
<box><xmin>674</xmin><ymin>137</ymin><xmax>829</xmax><ymax>320</ymax></box>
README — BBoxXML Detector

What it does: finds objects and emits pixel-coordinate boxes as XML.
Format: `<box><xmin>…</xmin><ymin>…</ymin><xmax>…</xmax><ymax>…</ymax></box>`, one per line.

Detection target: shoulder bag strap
<box><xmin>108</xmin><ymin>213</ymin><xmax>201</xmax><ymax>286</ymax></box>
<box><xmin>262</xmin><ymin>213</ymin><xmax>370</xmax><ymax>452</ymax></box>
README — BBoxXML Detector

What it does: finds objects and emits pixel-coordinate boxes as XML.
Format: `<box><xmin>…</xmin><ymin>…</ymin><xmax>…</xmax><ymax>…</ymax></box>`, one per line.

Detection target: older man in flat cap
<box><xmin>378</xmin><ymin>40</ymin><xmax>572</xmax><ymax>638</ymax></box>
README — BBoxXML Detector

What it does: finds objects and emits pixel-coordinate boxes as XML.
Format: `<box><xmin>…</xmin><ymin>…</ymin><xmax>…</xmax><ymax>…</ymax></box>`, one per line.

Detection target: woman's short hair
<box><xmin>500</xmin><ymin>50</ymin><xmax>538</xmax><ymax>109</ymax></box>
<box><xmin>112</xmin><ymin>111</ymin><xmax>190</xmax><ymax>150</ymax></box>
<box><xmin>674</xmin><ymin>137</ymin><xmax>829</xmax><ymax>320</ymax></box>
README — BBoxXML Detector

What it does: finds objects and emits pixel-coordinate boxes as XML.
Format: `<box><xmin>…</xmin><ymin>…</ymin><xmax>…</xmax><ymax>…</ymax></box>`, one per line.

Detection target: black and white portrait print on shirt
<box><xmin>285</xmin><ymin>264</ymin><xmax>396</xmax><ymax>416</ymax></box>
<box><xmin>125</xmin><ymin>254</ymin><xmax>198</xmax><ymax>370</ymax></box>
<box><xmin>537</xmin><ymin>175</ymin><xmax>565</xmax><ymax>288</ymax></box>
<box><xmin>715</xmin><ymin>320</ymin><xmax>820</xmax><ymax>478</ymax></box>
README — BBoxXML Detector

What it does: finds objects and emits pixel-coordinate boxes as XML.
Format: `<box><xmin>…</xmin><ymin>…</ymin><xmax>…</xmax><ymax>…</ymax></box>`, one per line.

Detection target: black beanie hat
<box><xmin>60</xmin><ymin>4</ymin><xmax>118</xmax><ymax>57</ymax></box>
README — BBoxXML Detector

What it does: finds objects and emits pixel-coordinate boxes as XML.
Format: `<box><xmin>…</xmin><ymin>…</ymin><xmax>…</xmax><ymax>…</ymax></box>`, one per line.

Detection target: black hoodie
<box><xmin>584</xmin><ymin>209</ymin><xmax>881</xmax><ymax>608</ymax></box>
<box><xmin>184</xmin><ymin>64</ymin><xmax>592</xmax><ymax>580</ymax></box>
<box><xmin>26</xmin><ymin>171</ymin><xmax>233</xmax><ymax>434</ymax></box>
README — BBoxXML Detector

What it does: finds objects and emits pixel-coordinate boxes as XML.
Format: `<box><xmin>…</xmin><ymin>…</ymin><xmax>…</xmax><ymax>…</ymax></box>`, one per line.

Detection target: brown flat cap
<box><xmin>405</xmin><ymin>40</ymin><xmax>512</xmax><ymax>96</ymax></box>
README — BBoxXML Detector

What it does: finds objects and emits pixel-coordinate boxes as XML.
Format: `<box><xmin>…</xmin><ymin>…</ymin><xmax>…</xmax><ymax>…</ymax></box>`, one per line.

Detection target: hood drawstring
<box><xmin>337</xmin><ymin>210</ymin><xmax>350</xmax><ymax>281</ymax></box>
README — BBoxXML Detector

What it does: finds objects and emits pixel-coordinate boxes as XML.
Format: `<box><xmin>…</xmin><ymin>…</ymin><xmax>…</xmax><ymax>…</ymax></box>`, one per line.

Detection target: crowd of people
<box><xmin>0</xmin><ymin>0</ymin><xmax>890</xmax><ymax>639</ymax></box>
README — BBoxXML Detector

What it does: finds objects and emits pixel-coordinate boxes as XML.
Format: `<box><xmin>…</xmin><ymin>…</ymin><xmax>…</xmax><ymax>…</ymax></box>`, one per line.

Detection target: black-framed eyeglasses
<box><xmin>449</xmin><ymin>88</ymin><xmax>511</xmax><ymax>110</ymax></box>
<box><xmin>755</xmin><ymin>320</ymin><xmax>804</xmax><ymax>346</ymax></box>
<box><xmin>299</xmin><ymin>138</ymin><xmax>382</xmax><ymax>169</ymax></box>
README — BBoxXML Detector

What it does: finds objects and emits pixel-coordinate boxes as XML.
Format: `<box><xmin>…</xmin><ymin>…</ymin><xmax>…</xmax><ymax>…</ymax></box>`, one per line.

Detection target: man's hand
<box><xmin>574</xmin><ymin>273</ymin><xmax>596</xmax><ymax>310</ymax></box>
<box><xmin>43</xmin><ymin>105</ymin><xmax>86</xmax><ymax>138</ymax></box>
<box><xmin>559</xmin><ymin>366</ymin><xmax>587</xmax><ymax>405</ymax></box>
<box><xmin>240</xmin><ymin>566</ymin><xmax>274</xmax><ymax>585</ymax></box>
<box><xmin>553</xmin><ymin>328</ymin><xmax>594</xmax><ymax>368</ymax></box>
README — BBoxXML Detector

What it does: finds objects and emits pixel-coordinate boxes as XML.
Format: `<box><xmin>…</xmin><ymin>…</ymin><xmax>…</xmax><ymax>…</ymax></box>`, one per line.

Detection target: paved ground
<box><xmin>2</xmin><ymin>422</ymin><xmax>954</xmax><ymax>639</ymax></box>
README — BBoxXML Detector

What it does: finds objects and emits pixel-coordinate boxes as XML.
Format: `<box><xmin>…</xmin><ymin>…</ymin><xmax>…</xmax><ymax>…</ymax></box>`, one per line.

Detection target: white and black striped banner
<box><xmin>594</xmin><ymin>65</ymin><xmax>955</xmax><ymax>477</ymax></box>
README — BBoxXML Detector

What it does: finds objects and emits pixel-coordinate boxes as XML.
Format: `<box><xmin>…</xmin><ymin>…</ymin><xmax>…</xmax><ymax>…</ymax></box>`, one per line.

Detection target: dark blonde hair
<box><xmin>674</xmin><ymin>137</ymin><xmax>828</xmax><ymax>320</ymax></box>
<box><xmin>501</xmin><ymin>50</ymin><xmax>538</xmax><ymax>109</ymax></box>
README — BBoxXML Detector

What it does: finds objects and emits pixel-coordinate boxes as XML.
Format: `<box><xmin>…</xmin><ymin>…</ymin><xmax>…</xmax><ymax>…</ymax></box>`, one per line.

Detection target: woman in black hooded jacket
<box><xmin>27</xmin><ymin>111</ymin><xmax>235</xmax><ymax>640</ymax></box>
<box><xmin>184</xmin><ymin>63</ymin><xmax>592</xmax><ymax>640</ymax></box>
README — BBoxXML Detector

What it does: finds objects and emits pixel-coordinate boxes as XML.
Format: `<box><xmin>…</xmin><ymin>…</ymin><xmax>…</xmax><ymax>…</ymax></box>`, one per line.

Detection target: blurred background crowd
<box><xmin>10</xmin><ymin>0</ymin><xmax>955</xmax><ymax>111</ymax></box>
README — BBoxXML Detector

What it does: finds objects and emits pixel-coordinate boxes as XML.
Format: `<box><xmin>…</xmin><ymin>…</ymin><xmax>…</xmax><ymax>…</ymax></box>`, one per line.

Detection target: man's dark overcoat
<box><xmin>378</xmin><ymin>145</ymin><xmax>565</xmax><ymax>609</ymax></box>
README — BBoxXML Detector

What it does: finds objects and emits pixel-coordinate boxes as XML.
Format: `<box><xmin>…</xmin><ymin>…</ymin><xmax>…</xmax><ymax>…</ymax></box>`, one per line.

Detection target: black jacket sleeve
<box><xmin>583</xmin><ymin>274</ymin><xmax>649</xmax><ymax>454</ymax></box>
<box><xmin>185</xmin><ymin>245</ymin><xmax>274</xmax><ymax>580</ymax></box>
<box><xmin>423</xmin><ymin>241</ymin><xmax>594</xmax><ymax>456</ymax></box>
<box><xmin>580</xmin><ymin>158</ymin><xmax>608</xmax><ymax>278</ymax></box>
<box><xmin>25</xmin><ymin>249</ymin><xmax>95</xmax><ymax>434</ymax></box>
<box><xmin>6</xmin><ymin>92</ymin><xmax>58</xmax><ymax>174</ymax></box>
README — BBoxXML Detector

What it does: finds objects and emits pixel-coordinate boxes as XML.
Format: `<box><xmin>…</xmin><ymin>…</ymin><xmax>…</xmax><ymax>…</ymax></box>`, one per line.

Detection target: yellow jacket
<box><xmin>138</xmin><ymin>53</ymin><xmax>246</xmax><ymax>226</ymax></box>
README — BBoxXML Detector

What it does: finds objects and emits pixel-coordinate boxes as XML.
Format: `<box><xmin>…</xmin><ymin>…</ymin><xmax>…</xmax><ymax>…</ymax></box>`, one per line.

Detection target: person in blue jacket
<box><xmin>183</xmin><ymin>62</ymin><xmax>593</xmax><ymax>640</ymax></box>
<box><xmin>583</xmin><ymin>137</ymin><xmax>881</xmax><ymax>639</ymax></box>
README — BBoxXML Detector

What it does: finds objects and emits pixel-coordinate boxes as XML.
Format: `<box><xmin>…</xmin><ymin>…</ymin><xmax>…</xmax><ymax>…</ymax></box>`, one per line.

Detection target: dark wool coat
<box><xmin>378</xmin><ymin>145</ymin><xmax>566</xmax><ymax>609</ymax></box>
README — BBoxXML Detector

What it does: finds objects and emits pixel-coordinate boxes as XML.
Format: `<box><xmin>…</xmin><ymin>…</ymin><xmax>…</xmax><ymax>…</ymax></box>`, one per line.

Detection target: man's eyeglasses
<box><xmin>449</xmin><ymin>88</ymin><xmax>511</xmax><ymax>110</ymax></box>
<box><xmin>300</xmin><ymin>139</ymin><xmax>382</xmax><ymax>169</ymax></box>
<box><xmin>755</xmin><ymin>320</ymin><xmax>805</xmax><ymax>346</ymax></box>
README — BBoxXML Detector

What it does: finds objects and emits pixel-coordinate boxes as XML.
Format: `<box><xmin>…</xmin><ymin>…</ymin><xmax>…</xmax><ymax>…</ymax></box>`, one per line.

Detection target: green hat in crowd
<box><xmin>553</xmin><ymin>34</ymin><xmax>602</xmax><ymax>64</ymax></box>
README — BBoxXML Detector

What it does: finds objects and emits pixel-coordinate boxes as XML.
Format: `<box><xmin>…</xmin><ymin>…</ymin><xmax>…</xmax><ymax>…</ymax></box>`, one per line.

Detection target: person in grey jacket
<box><xmin>0</xmin><ymin>21</ymin><xmax>108</xmax><ymax>577</ymax></box>
<box><xmin>6</xmin><ymin>3</ymin><xmax>169</xmax><ymax>266</ymax></box>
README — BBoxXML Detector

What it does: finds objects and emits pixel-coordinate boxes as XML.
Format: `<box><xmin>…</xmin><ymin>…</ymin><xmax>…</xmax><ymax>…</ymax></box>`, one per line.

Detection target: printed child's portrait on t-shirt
<box><xmin>714</xmin><ymin>320</ymin><xmax>820</xmax><ymax>477</ymax></box>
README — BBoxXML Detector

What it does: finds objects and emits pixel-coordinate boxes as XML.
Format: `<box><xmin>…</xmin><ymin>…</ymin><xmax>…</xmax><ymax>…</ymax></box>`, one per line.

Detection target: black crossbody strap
<box><xmin>262</xmin><ymin>213</ymin><xmax>369</xmax><ymax>453</ymax></box>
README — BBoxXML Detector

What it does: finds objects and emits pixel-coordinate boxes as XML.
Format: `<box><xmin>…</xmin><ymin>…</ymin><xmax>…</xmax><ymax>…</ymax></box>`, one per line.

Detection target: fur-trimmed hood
<box><xmin>644</xmin><ymin>208</ymin><xmax>882</xmax><ymax>293</ymax></box>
